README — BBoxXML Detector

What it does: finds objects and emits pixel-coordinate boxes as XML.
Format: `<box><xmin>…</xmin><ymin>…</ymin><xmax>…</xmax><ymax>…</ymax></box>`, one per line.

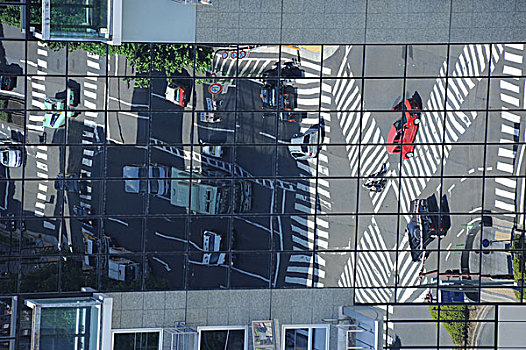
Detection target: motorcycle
<box><xmin>362</xmin><ymin>163</ymin><xmax>388</xmax><ymax>192</ymax></box>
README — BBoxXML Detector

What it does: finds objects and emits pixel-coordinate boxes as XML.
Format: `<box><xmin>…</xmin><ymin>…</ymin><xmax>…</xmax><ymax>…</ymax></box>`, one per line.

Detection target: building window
<box><xmin>283</xmin><ymin>325</ymin><xmax>329</xmax><ymax>350</ymax></box>
<box><xmin>112</xmin><ymin>329</ymin><xmax>162</xmax><ymax>350</ymax></box>
<box><xmin>198</xmin><ymin>326</ymin><xmax>248</xmax><ymax>350</ymax></box>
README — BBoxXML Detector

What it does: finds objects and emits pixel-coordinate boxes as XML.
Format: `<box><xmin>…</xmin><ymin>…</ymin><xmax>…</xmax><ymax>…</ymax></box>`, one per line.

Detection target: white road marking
<box><xmin>107</xmin><ymin>217</ymin><xmax>129</xmax><ymax>226</ymax></box>
<box><xmin>152</xmin><ymin>257</ymin><xmax>171</xmax><ymax>272</ymax></box>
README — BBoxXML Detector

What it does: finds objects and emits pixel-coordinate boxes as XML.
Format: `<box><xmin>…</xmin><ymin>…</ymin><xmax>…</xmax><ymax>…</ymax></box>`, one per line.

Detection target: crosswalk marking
<box><xmin>495</xmin><ymin>200</ymin><xmax>515</xmax><ymax>211</ymax></box>
<box><xmin>491</xmin><ymin>44</ymin><xmax>523</xmax><ymax>227</ymax></box>
<box><xmin>498</xmin><ymin>147</ymin><xmax>516</xmax><ymax>159</ymax></box>
<box><xmin>496</xmin><ymin>188</ymin><xmax>515</xmax><ymax>200</ymax></box>
<box><xmin>496</xmin><ymin>177</ymin><xmax>517</xmax><ymax>189</ymax></box>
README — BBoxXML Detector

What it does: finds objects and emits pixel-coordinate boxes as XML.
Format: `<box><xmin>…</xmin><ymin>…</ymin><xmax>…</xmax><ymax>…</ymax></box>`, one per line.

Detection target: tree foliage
<box><xmin>512</xmin><ymin>235</ymin><xmax>526</xmax><ymax>300</ymax></box>
<box><xmin>45</xmin><ymin>42</ymin><xmax>213</xmax><ymax>87</ymax></box>
<box><xmin>429</xmin><ymin>305</ymin><xmax>469</xmax><ymax>345</ymax></box>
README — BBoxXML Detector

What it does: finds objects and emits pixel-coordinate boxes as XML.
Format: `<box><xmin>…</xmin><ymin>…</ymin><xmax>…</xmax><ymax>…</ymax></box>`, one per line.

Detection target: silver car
<box><xmin>202</xmin><ymin>230</ymin><xmax>227</xmax><ymax>265</ymax></box>
<box><xmin>288</xmin><ymin>124</ymin><xmax>324</xmax><ymax>160</ymax></box>
<box><xmin>123</xmin><ymin>164</ymin><xmax>169</xmax><ymax>195</ymax></box>
<box><xmin>0</xmin><ymin>149</ymin><xmax>22</xmax><ymax>168</ymax></box>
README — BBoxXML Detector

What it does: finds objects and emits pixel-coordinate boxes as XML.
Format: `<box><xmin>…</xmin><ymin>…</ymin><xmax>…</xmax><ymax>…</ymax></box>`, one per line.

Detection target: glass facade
<box><xmin>1</xmin><ymin>11</ymin><xmax>526</xmax><ymax>312</ymax></box>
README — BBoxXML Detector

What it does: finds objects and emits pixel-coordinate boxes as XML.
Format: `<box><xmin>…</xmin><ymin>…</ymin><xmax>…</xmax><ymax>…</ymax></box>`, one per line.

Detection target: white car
<box><xmin>0</xmin><ymin>149</ymin><xmax>22</xmax><ymax>168</ymax></box>
<box><xmin>202</xmin><ymin>230</ymin><xmax>226</xmax><ymax>265</ymax></box>
<box><xmin>202</xmin><ymin>145</ymin><xmax>222</xmax><ymax>158</ymax></box>
<box><xmin>123</xmin><ymin>165</ymin><xmax>169</xmax><ymax>195</ymax></box>
<box><xmin>288</xmin><ymin>124</ymin><xmax>324</xmax><ymax>160</ymax></box>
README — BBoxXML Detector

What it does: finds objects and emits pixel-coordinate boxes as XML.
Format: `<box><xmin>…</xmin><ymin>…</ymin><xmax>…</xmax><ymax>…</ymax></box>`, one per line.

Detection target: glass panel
<box><xmin>114</xmin><ymin>331</ymin><xmax>160</xmax><ymax>350</ymax></box>
<box><xmin>200</xmin><ymin>329</ymin><xmax>245</xmax><ymax>350</ymax></box>
<box><xmin>284</xmin><ymin>328</ymin><xmax>309</xmax><ymax>350</ymax></box>
<box><xmin>311</xmin><ymin>328</ymin><xmax>326</xmax><ymax>350</ymax></box>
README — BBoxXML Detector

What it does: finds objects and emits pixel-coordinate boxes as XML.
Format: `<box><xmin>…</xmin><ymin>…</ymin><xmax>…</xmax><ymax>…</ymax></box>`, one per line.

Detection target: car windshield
<box><xmin>393</xmin><ymin>130</ymin><xmax>402</xmax><ymax>142</ymax></box>
<box><xmin>302</xmin><ymin>134</ymin><xmax>310</xmax><ymax>144</ymax></box>
<box><xmin>2</xmin><ymin>151</ymin><xmax>8</xmax><ymax>163</ymax></box>
<box><xmin>50</xmin><ymin>113</ymin><xmax>60</xmax><ymax>126</ymax></box>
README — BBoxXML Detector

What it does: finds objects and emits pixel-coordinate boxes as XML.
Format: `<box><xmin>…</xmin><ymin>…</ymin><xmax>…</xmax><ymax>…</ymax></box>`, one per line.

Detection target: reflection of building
<box><xmin>28</xmin><ymin>0</ymin><xmax>199</xmax><ymax>44</ymax></box>
<box><xmin>30</xmin><ymin>0</ymin><xmax>122</xmax><ymax>43</ymax></box>
<box><xmin>0</xmin><ymin>298</ymin><xmax>16</xmax><ymax>349</ymax></box>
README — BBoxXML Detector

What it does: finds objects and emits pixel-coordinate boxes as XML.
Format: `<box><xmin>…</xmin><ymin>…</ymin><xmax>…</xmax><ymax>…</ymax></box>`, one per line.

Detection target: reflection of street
<box><xmin>334</xmin><ymin>43</ymin><xmax>525</xmax><ymax>304</ymax></box>
<box><xmin>1</xmin><ymin>29</ymin><xmax>526</xmax><ymax>298</ymax></box>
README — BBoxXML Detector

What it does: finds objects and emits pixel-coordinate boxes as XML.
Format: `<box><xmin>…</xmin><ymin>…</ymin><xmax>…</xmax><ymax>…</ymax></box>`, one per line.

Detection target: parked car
<box><xmin>288</xmin><ymin>123</ymin><xmax>324</xmax><ymax>160</ymax></box>
<box><xmin>202</xmin><ymin>230</ymin><xmax>227</xmax><ymax>266</ymax></box>
<box><xmin>0</xmin><ymin>148</ymin><xmax>22</xmax><ymax>168</ymax></box>
<box><xmin>165</xmin><ymin>81</ymin><xmax>188</xmax><ymax>107</ymax></box>
<box><xmin>386</xmin><ymin>91</ymin><xmax>423</xmax><ymax>159</ymax></box>
<box><xmin>0</xmin><ymin>75</ymin><xmax>15</xmax><ymax>91</ymax></box>
<box><xmin>43</xmin><ymin>88</ymin><xmax>77</xmax><ymax>128</ymax></box>
<box><xmin>407</xmin><ymin>194</ymin><xmax>451</xmax><ymax>262</ymax></box>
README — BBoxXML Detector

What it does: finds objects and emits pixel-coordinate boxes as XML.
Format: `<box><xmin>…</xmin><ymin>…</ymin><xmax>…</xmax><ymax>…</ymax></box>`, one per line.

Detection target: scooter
<box><xmin>362</xmin><ymin>179</ymin><xmax>387</xmax><ymax>192</ymax></box>
<box><xmin>362</xmin><ymin>163</ymin><xmax>388</xmax><ymax>192</ymax></box>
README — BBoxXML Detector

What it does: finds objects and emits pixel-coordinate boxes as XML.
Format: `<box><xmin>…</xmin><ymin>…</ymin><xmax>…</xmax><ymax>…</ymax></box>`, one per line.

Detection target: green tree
<box><xmin>46</xmin><ymin>42</ymin><xmax>213</xmax><ymax>87</ymax></box>
<box><xmin>512</xmin><ymin>235</ymin><xmax>526</xmax><ymax>300</ymax></box>
<box><xmin>429</xmin><ymin>304</ymin><xmax>469</xmax><ymax>346</ymax></box>
<box><xmin>0</xmin><ymin>2</ymin><xmax>42</xmax><ymax>28</ymax></box>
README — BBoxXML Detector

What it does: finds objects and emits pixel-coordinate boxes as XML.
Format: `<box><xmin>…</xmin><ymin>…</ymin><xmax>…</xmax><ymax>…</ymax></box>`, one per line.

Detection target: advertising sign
<box><xmin>252</xmin><ymin>320</ymin><xmax>278</xmax><ymax>350</ymax></box>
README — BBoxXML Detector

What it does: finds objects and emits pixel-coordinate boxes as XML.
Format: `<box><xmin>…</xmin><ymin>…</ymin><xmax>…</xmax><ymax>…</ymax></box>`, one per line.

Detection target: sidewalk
<box><xmin>195</xmin><ymin>0</ymin><xmax>526</xmax><ymax>44</ymax></box>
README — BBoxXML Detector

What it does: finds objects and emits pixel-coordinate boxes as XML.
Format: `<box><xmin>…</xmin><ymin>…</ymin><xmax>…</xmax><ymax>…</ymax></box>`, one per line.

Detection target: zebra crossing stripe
<box><xmin>496</xmin><ymin>177</ymin><xmax>517</xmax><ymax>189</ymax></box>
<box><xmin>504</xmin><ymin>51</ymin><xmax>523</xmax><ymax>64</ymax></box>
<box><xmin>501</xmin><ymin>111</ymin><xmax>521</xmax><ymax>123</ymax></box>
<box><xmin>84</xmin><ymin>90</ymin><xmax>97</xmax><ymax>99</ymax></box>
<box><xmin>87</xmin><ymin>60</ymin><xmax>100</xmax><ymax>70</ymax></box>
<box><xmin>500</xmin><ymin>80</ymin><xmax>520</xmax><ymax>93</ymax></box>
<box><xmin>501</xmin><ymin>93</ymin><xmax>520</xmax><ymax>106</ymax></box>
<box><xmin>496</xmin><ymin>188</ymin><xmax>515</xmax><ymax>200</ymax></box>
<box><xmin>495</xmin><ymin>200</ymin><xmax>514</xmax><ymax>211</ymax></box>
<box><xmin>503</xmin><ymin>65</ymin><xmax>521</xmax><ymax>76</ymax></box>
<box><xmin>498</xmin><ymin>147</ymin><xmax>516</xmax><ymax>159</ymax></box>
<box><xmin>285</xmin><ymin>276</ymin><xmax>310</xmax><ymax>285</ymax></box>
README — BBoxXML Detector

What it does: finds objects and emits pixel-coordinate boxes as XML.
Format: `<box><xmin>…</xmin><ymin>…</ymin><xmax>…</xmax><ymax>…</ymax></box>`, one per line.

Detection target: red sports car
<box><xmin>386</xmin><ymin>91</ymin><xmax>423</xmax><ymax>159</ymax></box>
<box><xmin>165</xmin><ymin>81</ymin><xmax>188</xmax><ymax>107</ymax></box>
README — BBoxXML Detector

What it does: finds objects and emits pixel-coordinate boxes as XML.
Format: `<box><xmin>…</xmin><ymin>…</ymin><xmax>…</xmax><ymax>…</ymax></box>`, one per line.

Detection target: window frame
<box><xmin>197</xmin><ymin>325</ymin><xmax>249</xmax><ymax>350</ymax></box>
<box><xmin>111</xmin><ymin>328</ymin><xmax>163</xmax><ymax>350</ymax></box>
<box><xmin>281</xmin><ymin>324</ymin><xmax>330</xmax><ymax>350</ymax></box>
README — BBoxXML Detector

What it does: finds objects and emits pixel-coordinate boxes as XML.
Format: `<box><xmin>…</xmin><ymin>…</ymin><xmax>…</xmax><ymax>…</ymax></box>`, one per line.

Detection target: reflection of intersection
<box><xmin>333</xmin><ymin>43</ymin><xmax>524</xmax><ymax>303</ymax></box>
<box><xmin>3</xmin><ymin>36</ymin><xmax>525</xmax><ymax>296</ymax></box>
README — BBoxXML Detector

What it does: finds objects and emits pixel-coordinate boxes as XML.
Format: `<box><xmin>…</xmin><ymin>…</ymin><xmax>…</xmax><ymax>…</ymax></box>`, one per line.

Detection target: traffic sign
<box><xmin>221</xmin><ymin>52</ymin><xmax>228</xmax><ymax>59</ymax></box>
<box><xmin>208</xmin><ymin>83</ymin><xmax>223</xmax><ymax>95</ymax></box>
<box><xmin>239</xmin><ymin>50</ymin><xmax>247</xmax><ymax>59</ymax></box>
<box><xmin>230</xmin><ymin>52</ymin><xmax>238</xmax><ymax>59</ymax></box>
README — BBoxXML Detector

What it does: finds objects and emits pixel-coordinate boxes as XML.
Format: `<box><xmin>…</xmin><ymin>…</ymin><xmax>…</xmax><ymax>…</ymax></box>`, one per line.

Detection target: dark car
<box><xmin>260</xmin><ymin>83</ymin><xmax>297</xmax><ymax>122</ymax></box>
<box><xmin>386</xmin><ymin>91</ymin><xmax>423</xmax><ymax>159</ymax></box>
<box><xmin>0</xmin><ymin>75</ymin><xmax>15</xmax><ymax>91</ymax></box>
<box><xmin>407</xmin><ymin>194</ymin><xmax>451</xmax><ymax>262</ymax></box>
<box><xmin>55</xmin><ymin>174</ymin><xmax>88</xmax><ymax>194</ymax></box>
<box><xmin>263</xmin><ymin>61</ymin><xmax>304</xmax><ymax>81</ymax></box>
